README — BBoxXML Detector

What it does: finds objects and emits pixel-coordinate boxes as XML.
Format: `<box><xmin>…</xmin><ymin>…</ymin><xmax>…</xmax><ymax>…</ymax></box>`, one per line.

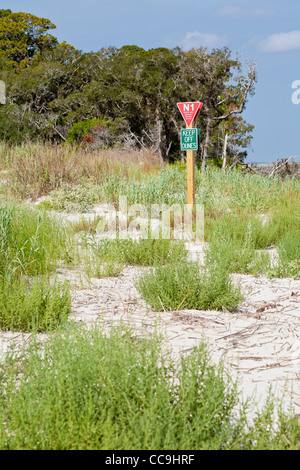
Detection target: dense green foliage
<box><xmin>0</xmin><ymin>202</ymin><xmax>71</xmax><ymax>331</ymax></box>
<box><xmin>0</xmin><ymin>10</ymin><xmax>255</xmax><ymax>164</ymax></box>
<box><xmin>1</xmin><ymin>323</ymin><xmax>299</xmax><ymax>450</ymax></box>
<box><xmin>137</xmin><ymin>259</ymin><xmax>243</xmax><ymax>312</ymax></box>
<box><xmin>0</xmin><ymin>276</ymin><xmax>70</xmax><ymax>331</ymax></box>
<box><xmin>0</xmin><ymin>9</ymin><xmax>58</xmax><ymax>67</ymax></box>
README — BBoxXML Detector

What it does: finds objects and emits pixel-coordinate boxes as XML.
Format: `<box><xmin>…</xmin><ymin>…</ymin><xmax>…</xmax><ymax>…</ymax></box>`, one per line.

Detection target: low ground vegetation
<box><xmin>1</xmin><ymin>323</ymin><xmax>300</xmax><ymax>450</ymax></box>
<box><xmin>0</xmin><ymin>202</ymin><xmax>71</xmax><ymax>331</ymax></box>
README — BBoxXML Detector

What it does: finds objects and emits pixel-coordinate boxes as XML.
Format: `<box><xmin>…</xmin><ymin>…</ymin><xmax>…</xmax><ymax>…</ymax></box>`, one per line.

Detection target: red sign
<box><xmin>177</xmin><ymin>102</ymin><xmax>203</xmax><ymax>127</ymax></box>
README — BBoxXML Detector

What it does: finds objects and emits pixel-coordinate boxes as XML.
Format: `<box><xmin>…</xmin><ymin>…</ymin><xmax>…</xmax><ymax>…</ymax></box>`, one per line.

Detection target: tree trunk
<box><xmin>222</xmin><ymin>132</ymin><xmax>228</xmax><ymax>170</ymax></box>
<box><xmin>170</xmin><ymin>116</ymin><xmax>185</xmax><ymax>162</ymax></box>
<box><xmin>0</xmin><ymin>80</ymin><xmax>6</xmax><ymax>104</ymax></box>
<box><xmin>201</xmin><ymin>117</ymin><xmax>211</xmax><ymax>172</ymax></box>
<box><xmin>165</xmin><ymin>141</ymin><xmax>172</xmax><ymax>162</ymax></box>
<box><xmin>156</xmin><ymin>114</ymin><xmax>163</xmax><ymax>160</ymax></box>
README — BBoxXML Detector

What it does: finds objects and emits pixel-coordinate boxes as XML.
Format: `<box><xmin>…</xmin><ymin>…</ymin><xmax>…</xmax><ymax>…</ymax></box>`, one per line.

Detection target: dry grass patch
<box><xmin>0</xmin><ymin>142</ymin><xmax>163</xmax><ymax>200</ymax></box>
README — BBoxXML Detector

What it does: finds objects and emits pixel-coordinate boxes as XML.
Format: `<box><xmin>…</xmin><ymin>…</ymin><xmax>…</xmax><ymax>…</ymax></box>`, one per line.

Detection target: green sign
<box><xmin>180</xmin><ymin>128</ymin><xmax>200</xmax><ymax>151</ymax></box>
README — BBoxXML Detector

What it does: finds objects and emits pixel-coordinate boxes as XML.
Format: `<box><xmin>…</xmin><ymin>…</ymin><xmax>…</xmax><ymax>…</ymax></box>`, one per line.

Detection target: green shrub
<box><xmin>276</xmin><ymin>231</ymin><xmax>300</xmax><ymax>278</ymax></box>
<box><xmin>0</xmin><ymin>277</ymin><xmax>71</xmax><ymax>332</ymax></box>
<box><xmin>278</xmin><ymin>231</ymin><xmax>300</xmax><ymax>263</ymax></box>
<box><xmin>1</xmin><ymin>323</ymin><xmax>299</xmax><ymax>450</ymax></box>
<box><xmin>83</xmin><ymin>251</ymin><xmax>124</xmax><ymax>279</ymax></box>
<box><xmin>45</xmin><ymin>183</ymin><xmax>101</xmax><ymax>213</ymax></box>
<box><xmin>205</xmin><ymin>212</ymin><xmax>275</xmax><ymax>249</ymax></box>
<box><xmin>66</xmin><ymin>118</ymin><xmax>109</xmax><ymax>144</ymax></box>
<box><xmin>115</xmin><ymin>237</ymin><xmax>188</xmax><ymax>266</ymax></box>
<box><xmin>79</xmin><ymin>236</ymin><xmax>188</xmax><ymax>277</ymax></box>
<box><xmin>265</xmin><ymin>208</ymin><xmax>300</xmax><ymax>248</ymax></box>
<box><xmin>0</xmin><ymin>203</ymin><xmax>70</xmax><ymax>281</ymax></box>
<box><xmin>205</xmin><ymin>227</ymin><xmax>272</xmax><ymax>276</ymax></box>
<box><xmin>137</xmin><ymin>260</ymin><xmax>243</xmax><ymax>312</ymax></box>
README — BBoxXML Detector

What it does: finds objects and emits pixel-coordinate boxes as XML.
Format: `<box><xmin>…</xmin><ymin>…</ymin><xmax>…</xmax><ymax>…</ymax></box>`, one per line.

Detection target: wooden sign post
<box><xmin>177</xmin><ymin>102</ymin><xmax>203</xmax><ymax>206</ymax></box>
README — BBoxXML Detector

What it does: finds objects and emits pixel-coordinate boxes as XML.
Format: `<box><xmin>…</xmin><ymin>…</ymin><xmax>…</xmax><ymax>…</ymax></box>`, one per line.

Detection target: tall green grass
<box><xmin>0</xmin><ymin>203</ymin><xmax>69</xmax><ymax>281</ymax></box>
<box><xmin>1</xmin><ymin>142</ymin><xmax>299</xmax><ymax>217</ymax></box>
<box><xmin>0</xmin><ymin>203</ymin><xmax>71</xmax><ymax>331</ymax></box>
<box><xmin>45</xmin><ymin>166</ymin><xmax>299</xmax><ymax>213</ymax></box>
<box><xmin>0</xmin><ymin>323</ymin><xmax>299</xmax><ymax>450</ymax></box>
<box><xmin>77</xmin><ymin>234</ymin><xmax>189</xmax><ymax>278</ymax></box>
<box><xmin>197</xmin><ymin>167</ymin><xmax>300</xmax><ymax>213</ymax></box>
<box><xmin>0</xmin><ymin>277</ymin><xmax>70</xmax><ymax>332</ymax></box>
<box><xmin>277</xmin><ymin>230</ymin><xmax>300</xmax><ymax>278</ymax></box>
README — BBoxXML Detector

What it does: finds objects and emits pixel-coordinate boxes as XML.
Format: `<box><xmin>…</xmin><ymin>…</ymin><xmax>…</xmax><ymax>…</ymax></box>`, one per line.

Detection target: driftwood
<box><xmin>268</xmin><ymin>157</ymin><xmax>297</xmax><ymax>179</ymax></box>
<box><xmin>241</xmin><ymin>162</ymin><xmax>257</xmax><ymax>173</ymax></box>
<box><xmin>245</xmin><ymin>157</ymin><xmax>300</xmax><ymax>180</ymax></box>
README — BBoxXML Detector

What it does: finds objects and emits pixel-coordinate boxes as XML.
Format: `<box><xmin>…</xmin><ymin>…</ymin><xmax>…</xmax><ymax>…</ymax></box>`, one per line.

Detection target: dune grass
<box><xmin>0</xmin><ymin>202</ymin><xmax>71</xmax><ymax>331</ymax></box>
<box><xmin>0</xmin><ymin>142</ymin><xmax>163</xmax><ymax>201</ymax></box>
<box><xmin>0</xmin><ymin>323</ymin><xmax>299</xmax><ymax>450</ymax></box>
<box><xmin>137</xmin><ymin>259</ymin><xmax>243</xmax><ymax>312</ymax></box>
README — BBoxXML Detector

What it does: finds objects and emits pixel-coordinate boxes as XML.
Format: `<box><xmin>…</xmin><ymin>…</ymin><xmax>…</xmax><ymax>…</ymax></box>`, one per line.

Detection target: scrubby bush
<box><xmin>137</xmin><ymin>259</ymin><xmax>243</xmax><ymax>312</ymax></box>
<box><xmin>0</xmin><ymin>277</ymin><xmax>71</xmax><ymax>332</ymax></box>
<box><xmin>115</xmin><ymin>237</ymin><xmax>188</xmax><ymax>266</ymax></box>
<box><xmin>0</xmin><ymin>202</ymin><xmax>71</xmax><ymax>331</ymax></box>
<box><xmin>1</xmin><ymin>324</ymin><xmax>299</xmax><ymax>449</ymax></box>
<box><xmin>277</xmin><ymin>230</ymin><xmax>300</xmax><ymax>278</ymax></box>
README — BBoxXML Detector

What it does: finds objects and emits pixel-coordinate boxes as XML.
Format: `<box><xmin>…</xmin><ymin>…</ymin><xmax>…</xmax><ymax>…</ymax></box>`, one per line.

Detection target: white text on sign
<box><xmin>180</xmin><ymin>128</ymin><xmax>199</xmax><ymax>151</ymax></box>
<box><xmin>182</xmin><ymin>129</ymin><xmax>197</xmax><ymax>141</ymax></box>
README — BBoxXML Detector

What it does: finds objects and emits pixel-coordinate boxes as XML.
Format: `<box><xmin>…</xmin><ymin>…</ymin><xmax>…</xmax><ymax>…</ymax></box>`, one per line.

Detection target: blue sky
<box><xmin>5</xmin><ymin>0</ymin><xmax>300</xmax><ymax>163</ymax></box>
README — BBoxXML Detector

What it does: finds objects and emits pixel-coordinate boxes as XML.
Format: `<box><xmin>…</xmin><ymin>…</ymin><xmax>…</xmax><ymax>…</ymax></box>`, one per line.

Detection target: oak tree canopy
<box><xmin>0</xmin><ymin>9</ymin><xmax>256</xmax><ymax>167</ymax></box>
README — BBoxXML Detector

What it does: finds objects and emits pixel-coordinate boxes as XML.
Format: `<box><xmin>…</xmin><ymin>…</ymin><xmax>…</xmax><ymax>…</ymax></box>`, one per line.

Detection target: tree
<box><xmin>0</xmin><ymin>14</ymin><xmax>256</xmax><ymax>165</ymax></box>
<box><xmin>177</xmin><ymin>47</ymin><xmax>256</xmax><ymax>170</ymax></box>
<box><xmin>222</xmin><ymin>115</ymin><xmax>254</xmax><ymax>168</ymax></box>
<box><xmin>0</xmin><ymin>9</ymin><xmax>58</xmax><ymax>67</ymax></box>
<box><xmin>68</xmin><ymin>45</ymin><xmax>181</xmax><ymax>159</ymax></box>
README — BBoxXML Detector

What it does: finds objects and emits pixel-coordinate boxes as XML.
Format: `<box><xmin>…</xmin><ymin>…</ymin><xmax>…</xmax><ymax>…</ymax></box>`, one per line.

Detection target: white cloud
<box><xmin>180</xmin><ymin>32</ymin><xmax>227</xmax><ymax>51</ymax></box>
<box><xmin>219</xmin><ymin>6</ymin><xmax>274</xmax><ymax>18</ymax></box>
<box><xmin>259</xmin><ymin>31</ymin><xmax>300</xmax><ymax>52</ymax></box>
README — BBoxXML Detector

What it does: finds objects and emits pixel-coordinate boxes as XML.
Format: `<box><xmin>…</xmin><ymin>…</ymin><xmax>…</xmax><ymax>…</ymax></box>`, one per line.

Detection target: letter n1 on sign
<box><xmin>177</xmin><ymin>102</ymin><xmax>203</xmax><ymax>128</ymax></box>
